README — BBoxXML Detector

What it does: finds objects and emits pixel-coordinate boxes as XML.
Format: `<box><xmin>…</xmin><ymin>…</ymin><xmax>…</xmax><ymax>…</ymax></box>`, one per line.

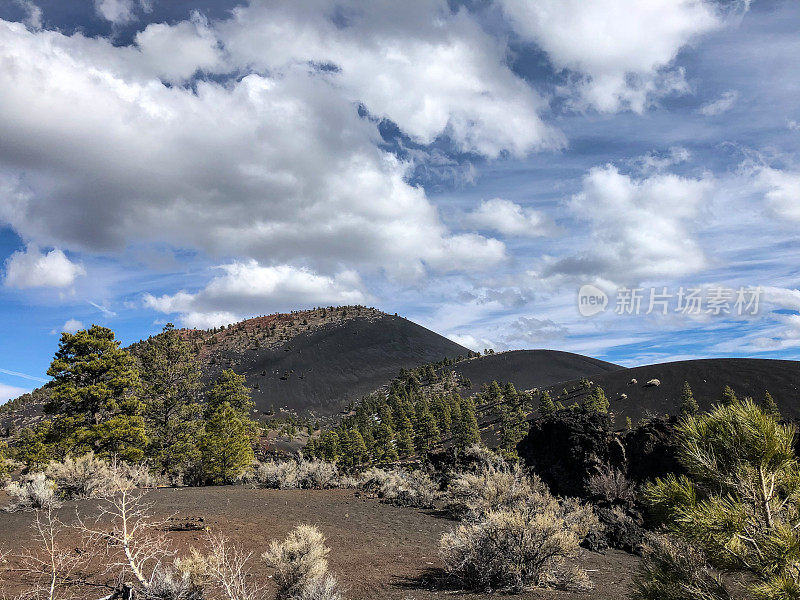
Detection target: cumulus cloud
<box><xmin>499</xmin><ymin>0</ymin><xmax>723</xmax><ymax>112</ymax></box>
<box><xmin>218</xmin><ymin>0</ymin><xmax>562</xmax><ymax>158</ymax></box>
<box><xmin>0</xmin><ymin>13</ymin><xmax>516</xmax><ymax>280</ymax></box>
<box><xmin>94</xmin><ymin>0</ymin><xmax>137</xmax><ymax>24</ymax></box>
<box><xmin>3</xmin><ymin>245</ymin><xmax>85</xmax><ymax>289</ymax></box>
<box><xmin>545</xmin><ymin>165</ymin><xmax>712</xmax><ymax>283</ymax></box>
<box><xmin>753</xmin><ymin>166</ymin><xmax>800</xmax><ymax>222</ymax></box>
<box><xmin>57</xmin><ymin>318</ymin><xmax>84</xmax><ymax>334</ymax></box>
<box><xmin>143</xmin><ymin>261</ymin><xmax>369</xmax><ymax>328</ymax></box>
<box><xmin>14</xmin><ymin>0</ymin><xmax>42</xmax><ymax>29</ymax></box>
<box><xmin>462</xmin><ymin>198</ymin><xmax>554</xmax><ymax>237</ymax></box>
<box><xmin>699</xmin><ymin>90</ymin><xmax>738</xmax><ymax>116</ymax></box>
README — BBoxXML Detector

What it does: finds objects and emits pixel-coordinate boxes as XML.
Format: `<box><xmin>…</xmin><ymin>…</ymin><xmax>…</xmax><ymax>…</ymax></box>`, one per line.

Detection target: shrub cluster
<box><xmin>5</xmin><ymin>472</ymin><xmax>60</xmax><ymax>512</ymax></box>
<box><xmin>254</xmin><ymin>457</ymin><xmax>341</xmax><ymax>490</ymax></box>
<box><xmin>359</xmin><ymin>467</ymin><xmax>438</xmax><ymax>508</ymax></box>
<box><xmin>440</xmin><ymin>460</ymin><xmax>597</xmax><ymax>593</ymax></box>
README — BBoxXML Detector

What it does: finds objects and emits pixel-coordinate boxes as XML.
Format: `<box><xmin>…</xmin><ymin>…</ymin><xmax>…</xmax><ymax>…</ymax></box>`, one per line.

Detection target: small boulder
<box><xmin>628</xmin><ymin>378</ymin><xmax>637</xmax><ymax>385</ymax></box>
<box><xmin>645</xmin><ymin>378</ymin><xmax>661</xmax><ymax>387</ymax></box>
<box><xmin>618</xmin><ymin>393</ymin><xmax>628</xmax><ymax>400</ymax></box>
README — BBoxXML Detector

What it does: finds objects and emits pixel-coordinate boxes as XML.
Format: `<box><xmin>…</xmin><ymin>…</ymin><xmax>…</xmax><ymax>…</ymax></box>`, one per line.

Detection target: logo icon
<box><xmin>578</xmin><ymin>284</ymin><xmax>608</xmax><ymax>317</ymax></box>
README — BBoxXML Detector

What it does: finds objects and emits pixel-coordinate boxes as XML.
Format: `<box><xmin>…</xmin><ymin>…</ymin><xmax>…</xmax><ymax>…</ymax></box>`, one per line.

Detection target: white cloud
<box><xmin>14</xmin><ymin>0</ymin><xmax>42</xmax><ymax>29</ymax></box>
<box><xmin>134</xmin><ymin>12</ymin><xmax>224</xmax><ymax>83</ymax></box>
<box><xmin>753</xmin><ymin>166</ymin><xmax>800</xmax><ymax>222</ymax></box>
<box><xmin>143</xmin><ymin>261</ymin><xmax>370</xmax><ymax>327</ymax></box>
<box><xmin>0</xmin><ymin>383</ymin><xmax>30</xmax><ymax>404</ymax></box>
<box><xmin>462</xmin><ymin>198</ymin><xmax>553</xmax><ymax>237</ymax></box>
<box><xmin>699</xmin><ymin>90</ymin><xmax>739</xmax><ymax>116</ymax></box>
<box><xmin>0</xmin><ymin>17</ymin><xmax>511</xmax><ymax>280</ymax></box>
<box><xmin>94</xmin><ymin>0</ymin><xmax>136</xmax><ymax>24</ymax></box>
<box><xmin>3</xmin><ymin>245</ymin><xmax>85</xmax><ymax>289</ymax></box>
<box><xmin>218</xmin><ymin>0</ymin><xmax>563</xmax><ymax>159</ymax></box>
<box><xmin>499</xmin><ymin>0</ymin><xmax>723</xmax><ymax>112</ymax></box>
<box><xmin>60</xmin><ymin>318</ymin><xmax>84</xmax><ymax>334</ymax></box>
<box><xmin>545</xmin><ymin>165</ymin><xmax>712</xmax><ymax>282</ymax></box>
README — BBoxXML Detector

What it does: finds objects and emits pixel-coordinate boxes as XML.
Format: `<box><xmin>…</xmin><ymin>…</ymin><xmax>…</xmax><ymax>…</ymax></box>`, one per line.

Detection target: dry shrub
<box><xmin>262</xmin><ymin>524</ymin><xmax>340</xmax><ymax>600</ymax></box>
<box><xmin>178</xmin><ymin>532</ymin><xmax>266</xmax><ymax>600</ymax></box>
<box><xmin>290</xmin><ymin>574</ymin><xmax>342</xmax><ymax>600</ymax></box>
<box><xmin>439</xmin><ymin>482</ymin><xmax>597</xmax><ymax>593</ymax></box>
<box><xmin>143</xmin><ymin>568</ymin><xmax>204</xmax><ymax>600</ymax></box>
<box><xmin>44</xmin><ymin>452</ymin><xmax>116</xmax><ymax>499</ymax></box>
<box><xmin>5</xmin><ymin>472</ymin><xmax>60</xmax><ymax>512</ymax></box>
<box><xmin>459</xmin><ymin>444</ymin><xmax>507</xmax><ymax>472</ymax></box>
<box><xmin>447</xmin><ymin>462</ymin><xmax>539</xmax><ymax>519</ymax></box>
<box><xmin>360</xmin><ymin>467</ymin><xmax>438</xmax><ymax>508</ymax></box>
<box><xmin>255</xmin><ymin>458</ymin><xmax>339</xmax><ymax>490</ymax></box>
<box><xmin>587</xmin><ymin>465</ymin><xmax>636</xmax><ymax>505</ymax></box>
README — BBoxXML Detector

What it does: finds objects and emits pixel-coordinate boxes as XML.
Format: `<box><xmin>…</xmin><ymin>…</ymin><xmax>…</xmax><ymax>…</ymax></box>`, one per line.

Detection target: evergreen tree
<box><xmin>0</xmin><ymin>441</ymin><xmax>11</xmax><ymax>481</ymax></box>
<box><xmin>538</xmin><ymin>391</ymin><xmax>556</xmax><ymax>416</ymax></box>
<box><xmin>414</xmin><ymin>404</ymin><xmax>440</xmax><ymax>455</ymax></box>
<box><xmin>678</xmin><ymin>381</ymin><xmax>698</xmax><ymax>417</ymax></box>
<box><xmin>762</xmin><ymin>391</ymin><xmax>781</xmax><ymax>420</ymax></box>
<box><xmin>45</xmin><ymin>325</ymin><xmax>146</xmax><ymax>462</ymax></box>
<box><xmin>206</xmin><ymin>369</ymin><xmax>254</xmax><ymax>416</ymax></box>
<box><xmin>349</xmin><ymin>428</ymin><xmax>368</xmax><ymax>465</ymax></box>
<box><xmin>139</xmin><ymin>323</ymin><xmax>203</xmax><ymax>478</ymax></box>
<box><xmin>12</xmin><ymin>422</ymin><xmax>54</xmax><ymax>470</ymax></box>
<box><xmin>201</xmin><ymin>402</ymin><xmax>254</xmax><ymax>484</ymax></box>
<box><xmin>721</xmin><ymin>384</ymin><xmax>738</xmax><ymax>406</ymax></box>
<box><xmin>583</xmin><ymin>386</ymin><xmax>609</xmax><ymax>413</ymax></box>
<box><xmin>456</xmin><ymin>397</ymin><xmax>480</xmax><ymax>449</ymax></box>
<box><xmin>637</xmin><ymin>399</ymin><xmax>800</xmax><ymax>600</ymax></box>
<box><xmin>396</xmin><ymin>426</ymin><xmax>414</xmax><ymax>458</ymax></box>
<box><xmin>373</xmin><ymin>422</ymin><xmax>395</xmax><ymax>462</ymax></box>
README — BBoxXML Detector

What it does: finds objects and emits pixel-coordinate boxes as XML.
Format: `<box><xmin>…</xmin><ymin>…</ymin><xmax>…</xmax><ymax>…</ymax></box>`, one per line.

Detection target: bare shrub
<box><xmin>44</xmin><ymin>452</ymin><xmax>116</xmax><ymax>500</ymax></box>
<box><xmin>439</xmin><ymin>482</ymin><xmax>597</xmax><ymax>592</ymax></box>
<box><xmin>177</xmin><ymin>532</ymin><xmax>266</xmax><ymax>600</ymax></box>
<box><xmin>360</xmin><ymin>468</ymin><xmax>438</xmax><ymax>508</ymax></box>
<box><xmin>12</xmin><ymin>503</ymin><xmax>91</xmax><ymax>599</ymax></box>
<box><xmin>447</xmin><ymin>462</ymin><xmax>539</xmax><ymax>519</ymax></box>
<box><xmin>255</xmin><ymin>458</ymin><xmax>340</xmax><ymax>490</ymax></box>
<box><xmin>262</xmin><ymin>524</ymin><xmax>339</xmax><ymax>600</ymax></box>
<box><xmin>587</xmin><ymin>465</ymin><xmax>636</xmax><ymax>505</ymax></box>
<box><xmin>5</xmin><ymin>472</ymin><xmax>60</xmax><ymax>512</ymax></box>
<box><xmin>78</xmin><ymin>465</ymin><xmax>172</xmax><ymax>591</ymax></box>
<box><xmin>142</xmin><ymin>568</ymin><xmax>204</xmax><ymax>600</ymax></box>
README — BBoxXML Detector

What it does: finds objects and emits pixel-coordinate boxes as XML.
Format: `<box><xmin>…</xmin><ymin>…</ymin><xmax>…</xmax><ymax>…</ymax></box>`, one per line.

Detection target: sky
<box><xmin>0</xmin><ymin>0</ymin><xmax>798</xmax><ymax>402</ymax></box>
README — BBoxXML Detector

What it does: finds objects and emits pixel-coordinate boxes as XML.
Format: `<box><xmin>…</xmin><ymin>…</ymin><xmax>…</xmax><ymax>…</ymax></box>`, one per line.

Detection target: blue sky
<box><xmin>0</xmin><ymin>0</ymin><xmax>798</xmax><ymax>402</ymax></box>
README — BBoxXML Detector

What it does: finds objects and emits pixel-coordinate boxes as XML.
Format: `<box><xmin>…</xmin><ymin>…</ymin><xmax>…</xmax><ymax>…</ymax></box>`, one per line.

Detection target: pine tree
<box><xmin>637</xmin><ymin>399</ymin><xmax>800</xmax><ymax>600</ymax></box>
<box><xmin>201</xmin><ymin>402</ymin><xmax>255</xmax><ymax>484</ymax></box>
<box><xmin>12</xmin><ymin>422</ymin><xmax>54</xmax><ymax>470</ymax></box>
<box><xmin>678</xmin><ymin>381</ymin><xmax>698</xmax><ymax>417</ymax></box>
<box><xmin>0</xmin><ymin>441</ymin><xmax>11</xmax><ymax>481</ymax></box>
<box><xmin>139</xmin><ymin>323</ymin><xmax>203</xmax><ymax>478</ymax></box>
<box><xmin>396</xmin><ymin>426</ymin><xmax>414</xmax><ymax>458</ymax></box>
<box><xmin>721</xmin><ymin>385</ymin><xmax>738</xmax><ymax>406</ymax></box>
<box><xmin>349</xmin><ymin>428</ymin><xmax>368</xmax><ymax>465</ymax></box>
<box><xmin>45</xmin><ymin>325</ymin><xmax>147</xmax><ymax>462</ymax></box>
<box><xmin>456</xmin><ymin>397</ymin><xmax>480</xmax><ymax>449</ymax></box>
<box><xmin>206</xmin><ymin>369</ymin><xmax>254</xmax><ymax>416</ymax></box>
<box><xmin>762</xmin><ymin>391</ymin><xmax>781</xmax><ymax>420</ymax></box>
<box><xmin>538</xmin><ymin>391</ymin><xmax>556</xmax><ymax>416</ymax></box>
<box><xmin>583</xmin><ymin>386</ymin><xmax>609</xmax><ymax>413</ymax></box>
<box><xmin>414</xmin><ymin>403</ymin><xmax>440</xmax><ymax>454</ymax></box>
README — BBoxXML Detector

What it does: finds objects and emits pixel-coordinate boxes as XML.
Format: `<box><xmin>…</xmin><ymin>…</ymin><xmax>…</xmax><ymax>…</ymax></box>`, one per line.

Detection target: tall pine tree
<box><xmin>45</xmin><ymin>325</ymin><xmax>146</xmax><ymax>462</ymax></box>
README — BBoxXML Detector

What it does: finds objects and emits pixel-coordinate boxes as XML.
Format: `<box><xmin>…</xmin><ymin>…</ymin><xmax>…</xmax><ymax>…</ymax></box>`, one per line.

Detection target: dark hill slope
<box><xmin>450</xmin><ymin>349</ymin><xmax>623</xmax><ymax>395</ymax></box>
<box><xmin>550</xmin><ymin>358</ymin><xmax>800</xmax><ymax>424</ymax></box>
<box><xmin>210</xmin><ymin>314</ymin><xmax>470</xmax><ymax>416</ymax></box>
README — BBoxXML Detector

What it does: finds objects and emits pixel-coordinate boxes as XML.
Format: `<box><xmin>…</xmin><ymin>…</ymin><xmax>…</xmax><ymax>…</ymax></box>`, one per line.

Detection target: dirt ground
<box><xmin>0</xmin><ymin>487</ymin><xmax>639</xmax><ymax>599</ymax></box>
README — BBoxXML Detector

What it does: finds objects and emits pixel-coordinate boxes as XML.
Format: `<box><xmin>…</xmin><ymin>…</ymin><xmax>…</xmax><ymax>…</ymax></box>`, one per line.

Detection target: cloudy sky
<box><xmin>0</xmin><ymin>0</ymin><xmax>798</xmax><ymax>401</ymax></box>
